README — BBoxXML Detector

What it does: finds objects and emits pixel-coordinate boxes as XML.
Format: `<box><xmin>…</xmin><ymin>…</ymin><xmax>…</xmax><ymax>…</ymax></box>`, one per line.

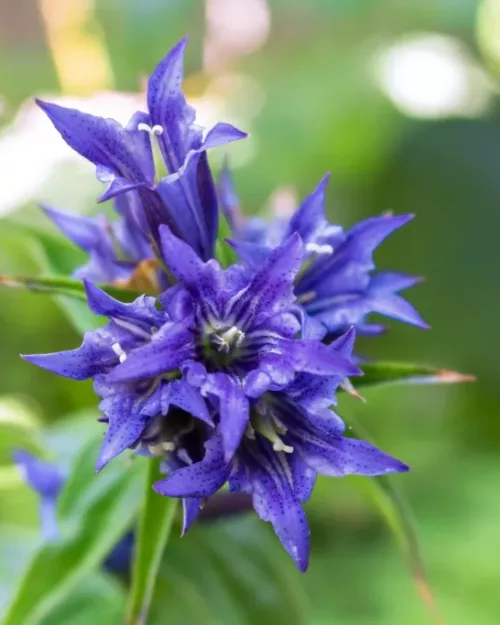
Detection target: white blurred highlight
<box><xmin>374</xmin><ymin>34</ymin><xmax>491</xmax><ymax>118</ymax></box>
<box><xmin>204</xmin><ymin>0</ymin><xmax>271</xmax><ymax>72</ymax></box>
<box><xmin>0</xmin><ymin>92</ymin><xmax>144</xmax><ymax>216</ymax></box>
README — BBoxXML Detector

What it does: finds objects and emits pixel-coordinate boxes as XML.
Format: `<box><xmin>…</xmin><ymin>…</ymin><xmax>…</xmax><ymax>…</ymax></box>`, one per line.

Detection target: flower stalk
<box><xmin>126</xmin><ymin>457</ymin><xmax>177</xmax><ymax>625</ymax></box>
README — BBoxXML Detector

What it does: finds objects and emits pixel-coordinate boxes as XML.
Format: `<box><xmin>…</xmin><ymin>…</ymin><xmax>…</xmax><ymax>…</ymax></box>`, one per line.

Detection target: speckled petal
<box><xmin>154</xmin><ymin>436</ymin><xmax>230</xmax><ymax>498</ymax></box>
<box><xmin>242</xmin><ymin>440</ymin><xmax>310</xmax><ymax>572</ymax></box>
<box><xmin>108</xmin><ymin>322</ymin><xmax>194</xmax><ymax>382</ymax></box>
<box><xmin>22</xmin><ymin>328</ymin><xmax>116</xmax><ymax>380</ymax></box>
<box><xmin>295</xmin><ymin>434</ymin><xmax>409</xmax><ymax>477</ymax></box>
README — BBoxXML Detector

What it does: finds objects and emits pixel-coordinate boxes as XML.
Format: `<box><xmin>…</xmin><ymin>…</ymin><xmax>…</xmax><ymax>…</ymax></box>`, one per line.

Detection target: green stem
<box><xmin>126</xmin><ymin>458</ymin><xmax>178</xmax><ymax>625</ymax></box>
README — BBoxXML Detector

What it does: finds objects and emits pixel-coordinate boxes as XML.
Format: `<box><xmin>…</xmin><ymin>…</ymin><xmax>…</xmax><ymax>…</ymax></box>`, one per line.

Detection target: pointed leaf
<box><xmin>355</xmin><ymin>361</ymin><xmax>475</xmax><ymax>390</ymax></box>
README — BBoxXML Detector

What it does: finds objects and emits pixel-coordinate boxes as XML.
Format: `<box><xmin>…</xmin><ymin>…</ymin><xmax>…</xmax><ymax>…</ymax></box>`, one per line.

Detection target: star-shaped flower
<box><xmin>220</xmin><ymin>169</ymin><xmax>428</xmax><ymax>336</ymax></box>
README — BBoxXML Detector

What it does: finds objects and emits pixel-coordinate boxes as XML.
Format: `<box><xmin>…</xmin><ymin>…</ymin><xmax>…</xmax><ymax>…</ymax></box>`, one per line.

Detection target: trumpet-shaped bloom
<box><xmin>37</xmin><ymin>38</ymin><xmax>247</xmax><ymax>266</ymax></box>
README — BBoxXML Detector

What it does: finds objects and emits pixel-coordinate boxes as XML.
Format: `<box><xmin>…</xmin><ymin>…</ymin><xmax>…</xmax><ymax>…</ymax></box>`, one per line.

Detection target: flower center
<box><xmin>210</xmin><ymin>325</ymin><xmax>245</xmax><ymax>354</ymax></box>
<box><xmin>201</xmin><ymin>323</ymin><xmax>246</xmax><ymax>369</ymax></box>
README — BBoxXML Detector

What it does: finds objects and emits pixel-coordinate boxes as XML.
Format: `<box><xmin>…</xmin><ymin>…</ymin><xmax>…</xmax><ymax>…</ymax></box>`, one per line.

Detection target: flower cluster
<box><xmin>25</xmin><ymin>38</ymin><xmax>426</xmax><ymax>571</ymax></box>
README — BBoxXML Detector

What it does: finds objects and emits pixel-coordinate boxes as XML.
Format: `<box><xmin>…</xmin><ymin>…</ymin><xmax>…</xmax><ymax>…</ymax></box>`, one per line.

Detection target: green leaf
<box><xmin>38</xmin><ymin>571</ymin><xmax>125</xmax><ymax>625</ymax></box>
<box><xmin>356</xmin><ymin>361</ymin><xmax>475</xmax><ymax>391</ymax></box>
<box><xmin>348</xmin><ymin>418</ymin><xmax>444</xmax><ymax>625</ymax></box>
<box><xmin>126</xmin><ymin>457</ymin><xmax>178</xmax><ymax>625</ymax></box>
<box><xmin>153</xmin><ymin>517</ymin><xmax>309</xmax><ymax>625</ymax></box>
<box><xmin>1</xmin><ymin>438</ymin><xmax>144</xmax><ymax>625</ymax></box>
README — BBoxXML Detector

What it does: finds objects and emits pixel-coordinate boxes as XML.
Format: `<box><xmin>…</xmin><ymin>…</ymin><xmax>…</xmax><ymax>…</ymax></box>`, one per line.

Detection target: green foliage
<box><xmin>357</xmin><ymin>361</ymin><xmax>475</xmax><ymax>390</ymax></box>
<box><xmin>127</xmin><ymin>459</ymin><xmax>178</xmax><ymax>624</ymax></box>
<box><xmin>1</xmin><ymin>436</ymin><xmax>144</xmax><ymax>625</ymax></box>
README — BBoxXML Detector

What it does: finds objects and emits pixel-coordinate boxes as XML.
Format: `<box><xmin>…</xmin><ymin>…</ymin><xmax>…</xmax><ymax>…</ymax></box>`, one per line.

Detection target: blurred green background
<box><xmin>0</xmin><ymin>0</ymin><xmax>498</xmax><ymax>623</ymax></box>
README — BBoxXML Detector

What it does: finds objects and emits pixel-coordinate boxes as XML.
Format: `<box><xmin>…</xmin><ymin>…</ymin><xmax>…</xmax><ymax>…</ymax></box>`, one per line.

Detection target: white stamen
<box><xmin>305</xmin><ymin>242</ymin><xmax>334</xmax><ymax>255</ymax></box>
<box><xmin>111</xmin><ymin>342</ymin><xmax>127</xmax><ymax>363</ymax></box>
<box><xmin>212</xmin><ymin>334</ymin><xmax>230</xmax><ymax>354</ymax></box>
<box><xmin>137</xmin><ymin>122</ymin><xmax>164</xmax><ymax>136</ymax></box>
<box><xmin>161</xmin><ymin>441</ymin><xmax>176</xmax><ymax>452</ymax></box>
<box><xmin>272</xmin><ymin>441</ymin><xmax>294</xmax><ymax>454</ymax></box>
<box><xmin>221</xmin><ymin>325</ymin><xmax>245</xmax><ymax>347</ymax></box>
<box><xmin>211</xmin><ymin>325</ymin><xmax>245</xmax><ymax>354</ymax></box>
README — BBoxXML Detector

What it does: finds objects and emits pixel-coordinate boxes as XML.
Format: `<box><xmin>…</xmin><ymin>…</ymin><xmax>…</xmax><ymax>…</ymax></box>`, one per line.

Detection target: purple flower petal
<box><xmin>13</xmin><ymin>451</ymin><xmax>64</xmax><ymax>541</ymax></box>
<box><xmin>169</xmin><ymin>379</ymin><xmax>213</xmax><ymax>425</ymax></box>
<box><xmin>201</xmin><ymin>122</ymin><xmax>247</xmax><ymax>150</ymax></box>
<box><xmin>159</xmin><ymin>225</ymin><xmax>205</xmax><ymax>289</ymax></box>
<box><xmin>235</xmin><ymin>233</ymin><xmax>303</xmax><ymax>328</ymax></box>
<box><xmin>242</xmin><ymin>441</ymin><xmax>310</xmax><ymax>572</ymax></box>
<box><xmin>296</xmin><ymin>435</ymin><xmax>409</xmax><ymax>477</ymax></box>
<box><xmin>205</xmin><ymin>374</ymin><xmax>249</xmax><ymax>461</ymax></box>
<box><xmin>36</xmin><ymin>99</ymin><xmax>153</xmax><ymax>185</ymax></box>
<box><xmin>108</xmin><ymin>322</ymin><xmax>194</xmax><ymax>382</ymax></box>
<box><xmin>370</xmin><ymin>294</ymin><xmax>429</xmax><ymax>329</ymax></box>
<box><xmin>95</xmin><ymin>379</ymin><xmax>154</xmax><ymax>471</ymax></box>
<box><xmin>42</xmin><ymin>205</ymin><xmax>109</xmax><ymax>253</ymax></box>
<box><xmin>286</xmin><ymin>173</ymin><xmax>330</xmax><ymax>244</ymax></box>
<box><xmin>154</xmin><ymin>436</ymin><xmax>230</xmax><ymax>498</ymax></box>
<box><xmin>369</xmin><ymin>271</ymin><xmax>423</xmax><ymax>294</ymax></box>
<box><xmin>147</xmin><ymin>37</ymin><xmax>199</xmax><ymax>172</ymax></box>
<box><xmin>285</xmin><ymin>339</ymin><xmax>361</xmax><ymax>377</ymax></box>
<box><xmin>156</xmin><ymin>152</ymin><xmax>217</xmax><ymax>260</ymax></box>
<box><xmin>181</xmin><ymin>497</ymin><xmax>204</xmax><ymax>535</ymax></box>
<box><xmin>22</xmin><ymin>328</ymin><xmax>116</xmax><ymax>380</ymax></box>
<box><xmin>13</xmin><ymin>450</ymin><xmax>64</xmax><ymax>499</ymax></box>
<box><xmin>84</xmin><ymin>282</ymin><xmax>165</xmax><ymax>329</ymax></box>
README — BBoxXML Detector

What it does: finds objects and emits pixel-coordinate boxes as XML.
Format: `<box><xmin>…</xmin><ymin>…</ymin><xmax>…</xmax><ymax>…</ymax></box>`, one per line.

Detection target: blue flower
<box><xmin>37</xmin><ymin>38</ymin><xmax>247</xmax><ymax>264</ymax></box>
<box><xmin>22</xmin><ymin>230</ymin><xmax>410</xmax><ymax>571</ymax></box>
<box><xmin>153</xmin><ymin>329</ymin><xmax>408</xmax><ymax>572</ymax></box>
<box><xmin>13</xmin><ymin>450</ymin><xmax>65</xmax><ymax>541</ymax></box>
<box><xmin>42</xmin><ymin>193</ymin><xmax>156</xmax><ymax>286</ymax></box>
<box><xmin>108</xmin><ymin>228</ymin><xmax>360</xmax><ymax>463</ymax></box>
<box><xmin>23</xmin><ymin>282</ymin><xmax>213</xmax><ymax>471</ymax></box>
<box><xmin>220</xmin><ymin>169</ymin><xmax>428</xmax><ymax>336</ymax></box>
